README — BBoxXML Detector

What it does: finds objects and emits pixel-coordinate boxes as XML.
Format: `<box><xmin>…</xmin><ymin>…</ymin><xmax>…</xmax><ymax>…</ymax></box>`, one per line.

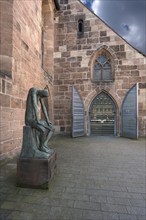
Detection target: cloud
<box><xmin>91</xmin><ymin>0</ymin><xmax>101</xmax><ymax>15</ymax></box>
<box><xmin>122</xmin><ymin>24</ymin><xmax>144</xmax><ymax>49</ymax></box>
<box><xmin>80</xmin><ymin>0</ymin><xmax>89</xmax><ymax>4</ymax></box>
<box><xmin>80</xmin><ymin>0</ymin><xmax>146</xmax><ymax>54</ymax></box>
<box><xmin>122</xmin><ymin>24</ymin><xmax>130</xmax><ymax>32</ymax></box>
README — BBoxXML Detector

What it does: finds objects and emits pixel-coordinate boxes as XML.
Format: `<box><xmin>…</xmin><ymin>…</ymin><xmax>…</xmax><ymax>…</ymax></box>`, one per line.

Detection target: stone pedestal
<box><xmin>17</xmin><ymin>152</ymin><xmax>57</xmax><ymax>189</ymax></box>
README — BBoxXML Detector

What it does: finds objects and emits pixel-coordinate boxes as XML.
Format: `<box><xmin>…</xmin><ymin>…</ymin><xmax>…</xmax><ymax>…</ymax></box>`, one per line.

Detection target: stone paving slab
<box><xmin>0</xmin><ymin>135</ymin><xmax>145</xmax><ymax>220</ymax></box>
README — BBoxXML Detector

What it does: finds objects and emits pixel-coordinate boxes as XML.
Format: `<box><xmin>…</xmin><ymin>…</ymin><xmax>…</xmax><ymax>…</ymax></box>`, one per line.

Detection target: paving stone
<box><xmin>86</xmin><ymin>188</ymin><xmax>114</xmax><ymax>197</ymax></box>
<box><xmin>0</xmin><ymin>136</ymin><xmax>145</xmax><ymax>220</ymax></box>
<box><xmin>126</xmin><ymin>206</ymin><xmax>146</xmax><ymax>215</ymax></box>
<box><xmin>129</xmin><ymin>198</ymin><xmax>146</xmax><ymax>207</ymax></box>
<box><xmin>106</xmin><ymin>197</ymin><xmax>131</xmax><ymax>206</ymax></box>
<box><xmin>62</xmin><ymin>192</ymin><xmax>90</xmax><ymax>202</ymax></box>
<box><xmin>118</xmin><ymin>213</ymin><xmax>137</xmax><ymax>220</ymax></box>
<box><xmin>49</xmin><ymin>207</ymin><xmax>83</xmax><ymax>219</ymax></box>
<box><xmin>42</xmin><ymin>198</ymin><xmax>75</xmax><ymax>208</ymax></box>
<box><xmin>111</xmin><ymin>191</ymin><xmax>144</xmax><ymax>200</ymax></box>
<box><xmin>11</xmin><ymin>211</ymin><xmax>34</xmax><ymax>220</ymax></box>
<box><xmin>102</xmin><ymin>212</ymin><xmax>119</xmax><ymax>220</ymax></box>
<box><xmin>136</xmin><ymin>215</ymin><xmax>146</xmax><ymax>220</ymax></box>
<box><xmin>1</xmin><ymin>201</ymin><xmax>16</xmax><ymax>210</ymax></box>
<box><xmin>76</xmin><ymin>181</ymin><xmax>96</xmax><ymax>189</ymax></box>
<box><xmin>0</xmin><ymin>210</ymin><xmax>12</xmax><ymax>220</ymax></box>
<box><xmin>126</xmin><ymin>186</ymin><xmax>145</xmax><ymax>194</ymax></box>
<box><xmin>74</xmin><ymin>200</ymin><xmax>101</xmax><ymax>211</ymax></box>
<box><xmin>82</xmin><ymin>210</ymin><xmax>103</xmax><ymax>219</ymax></box>
<box><xmin>101</xmin><ymin>203</ymin><xmax>128</xmax><ymax>214</ymax></box>
<box><xmin>100</xmin><ymin>185</ymin><xmax>126</xmax><ymax>192</ymax></box>
<box><xmin>48</xmin><ymin>206</ymin><xmax>63</xmax><ymax>219</ymax></box>
<box><xmin>65</xmin><ymin>187</ymin><xmax>86</xmax><ymax>194</ymax></box>
<box><xmin>90</xmin><ymin>195</ymin><xmax>107</xmax><ymax>203</ymax></box>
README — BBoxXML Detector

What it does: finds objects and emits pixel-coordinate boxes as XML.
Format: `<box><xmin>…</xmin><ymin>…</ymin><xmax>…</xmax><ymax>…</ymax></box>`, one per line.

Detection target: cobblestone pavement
<box><xmin>0</xmin><ymin>135</ymin><xmax>146</xmax><ymax>220</ymax></box>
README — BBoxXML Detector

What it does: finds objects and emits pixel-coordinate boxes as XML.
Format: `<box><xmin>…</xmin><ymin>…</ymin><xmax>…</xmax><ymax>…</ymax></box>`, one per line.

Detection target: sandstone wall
<box><xmin>0</xmin><ymin>0</ymin><xmax>55</xmax><ymax>162</ymax></box>
<box><xmin>42</xmin><ymin>0</ymin><xmax>54</xmax><ymax>76</ymax></box>
<box><xmin>0</xmin><ymin>0</ymin><xmax>13</xmax><ymax>78</ymax></box>
<box><xmin>0</xmin><ymin>0</ymin><xmax>145</xmax><ymax>162</ymax></box>
<box><xmin>54</xmin><ymin>0</ymin><xmax>146</xmax><ymax>136</ymax></box>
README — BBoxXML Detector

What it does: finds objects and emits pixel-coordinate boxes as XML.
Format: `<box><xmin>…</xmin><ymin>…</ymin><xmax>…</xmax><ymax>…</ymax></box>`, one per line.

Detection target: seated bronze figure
<box><xmin>20</xmin><ymin>87</ymin><xmax>55</xmax><ymax>159</ymax></box>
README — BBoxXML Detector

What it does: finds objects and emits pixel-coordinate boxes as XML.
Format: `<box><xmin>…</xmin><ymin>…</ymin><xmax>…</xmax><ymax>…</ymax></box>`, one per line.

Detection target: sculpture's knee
<box><xmin>49</xmin><ymin>124</ymin><xmax>55</xmax><ymax>132</ymax></box>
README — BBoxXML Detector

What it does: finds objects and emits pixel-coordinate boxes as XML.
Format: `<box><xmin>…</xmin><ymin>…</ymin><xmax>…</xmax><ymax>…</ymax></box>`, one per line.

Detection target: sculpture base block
<box><xmin>17</xmin><ymin>152</ymin><xmax>57</xmax><ymax>189</ymax></box>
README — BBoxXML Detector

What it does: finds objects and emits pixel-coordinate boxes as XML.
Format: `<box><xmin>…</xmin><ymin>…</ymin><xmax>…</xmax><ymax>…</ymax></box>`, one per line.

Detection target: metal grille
<box><xmin>90</xmin><ymin>93</ymin><xmax>115</xmax><ymax>136</ymax></box>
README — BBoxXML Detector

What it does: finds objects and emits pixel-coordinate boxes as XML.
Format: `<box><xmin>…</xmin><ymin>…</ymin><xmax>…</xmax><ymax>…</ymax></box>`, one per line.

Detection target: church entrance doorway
<box><xmin>89</xmin><ymin>92</ymin><xmax>117</xmax><ymax>136</ymax></box>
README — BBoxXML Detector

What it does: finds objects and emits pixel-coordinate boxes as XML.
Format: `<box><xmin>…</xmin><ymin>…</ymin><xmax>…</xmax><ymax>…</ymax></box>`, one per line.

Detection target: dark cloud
<box><xmin>80</xmin><ymin>0</ymin><xmax>146</xmax><ymax>54</ymax></box>
<box><xmin>122</xmin><ymin>24</ymin><xmax>130</xmax><ymax>32</ymax></box>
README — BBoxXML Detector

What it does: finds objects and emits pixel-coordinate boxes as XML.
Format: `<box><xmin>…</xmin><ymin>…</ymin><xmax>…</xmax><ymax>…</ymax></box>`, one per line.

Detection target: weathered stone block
<box><xmin>116</xmin><ymin>52</ymin><xmax>126</xmax><ymax>59</ymax></box>
<box><xmin>11</xmin><ymin>97</ymin><xmax>22</xmax><ymax>108</ymax></box>
<box><xmin>120</xmin><ymin>45</ymin><xmax>125</xmax><ymax>51</ymax></box>
<box><xmin>71</xmin><ymin>62</ymin><xmax>80</xmax><ymax>67</ymax></box>
<box><xmin>87</xmin><ymin>38</ymin><xmax>99</xmax><ymax>44</ymax></box>
<box><xmin>82</xmin><ymin>45</ymin><xmax>92</xmax><ymax>50</ymax></box>
<box><xmin>131</xmin><ymin>70</ymin><xmax>139</xmax><ymax>76</ymax></box>
<box><xmin>59</xmin><ymin>85</ymin><xmax>68</xmax><ymax>91</ymax></box>
<box><xmin>110</xmin><ymin>45</ymin><xmax>119</xmax><ymax>52</ymax></box>
<box><xmin>62</xmin><ymin>51</ymin><xmax>70</xmax><ymax>57</ymax></box>
<box><xmin>100</xmin><ymin>31</ymin><xmax>106</xmax><ymax>36</ymax></box>
<box><xmin>89</xmin><ymin>31</ymin><xmax>99</xmax><ymax>38</ymax></box>
<box><xmin>100</xmin><ymin>36</ymin><xmax>110</xmax><ymax>42</ymax></box>
<box><xmin>0</xmin><ymin>94</ymin><xmax>10</xmax><ymax>107</ymax></box>
<box><xmin>17</xmin><ymin>152</ymin><xmax>57</xmax><ymax>189</ymax></box>
<box><xmin>139</xmin><ymin>83</ymin><xmax>146</xmax><ymax>89</ymax></box>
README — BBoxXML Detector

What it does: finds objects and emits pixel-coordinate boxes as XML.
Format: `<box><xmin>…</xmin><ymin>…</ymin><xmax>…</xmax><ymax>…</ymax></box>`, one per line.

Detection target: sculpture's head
<box><xmin>38</xmin><ymin>89</ymin><xmax>49</xmax><ymax>97</ymax></box>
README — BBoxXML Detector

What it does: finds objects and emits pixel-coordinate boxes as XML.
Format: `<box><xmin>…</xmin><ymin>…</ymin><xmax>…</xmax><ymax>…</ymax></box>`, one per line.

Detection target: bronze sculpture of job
<box><xmin>25</xmin><ymin>87</ymin><xmax>55</xmax><ymax>155</ymax></box>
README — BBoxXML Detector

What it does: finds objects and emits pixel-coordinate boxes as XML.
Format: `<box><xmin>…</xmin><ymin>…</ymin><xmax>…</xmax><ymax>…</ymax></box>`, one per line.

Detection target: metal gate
<box><xmin>121</xmin><ymin>84</ymin><xmax>138</xmax><ymax>139</ymax></box>
<box><xmin>72</xmin><ymin>86</ymin><xmax>84</xmax><ymax>137</ymax></box>
<box><xmin>89</xmin><ymin>92</ymin><xmax>116</xmax><ymax>136</ymax></box>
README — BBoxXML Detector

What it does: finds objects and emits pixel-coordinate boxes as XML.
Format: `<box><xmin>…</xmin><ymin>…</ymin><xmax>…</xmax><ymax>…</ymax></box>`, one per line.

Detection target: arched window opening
<box><xmin>78</xmin><ymin>19</ymin><xmax>84</xmax><ymax>37</ymax></box>
<box><xmin>93</xmin><ymin>52</ymin><xmax>113</xmax><ymax>81</ymax></box>
<box><xmin>79</xmin><ymin>20</ymin><xmax>83</xmax><ymax>32</ymax></box>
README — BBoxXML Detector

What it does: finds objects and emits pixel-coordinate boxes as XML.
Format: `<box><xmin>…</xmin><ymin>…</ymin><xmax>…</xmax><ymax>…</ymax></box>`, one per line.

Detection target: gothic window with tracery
<box><xmin>93</xmin><ymin>53</ymin><xmax>112</xmax><ymax>81</ymax></box>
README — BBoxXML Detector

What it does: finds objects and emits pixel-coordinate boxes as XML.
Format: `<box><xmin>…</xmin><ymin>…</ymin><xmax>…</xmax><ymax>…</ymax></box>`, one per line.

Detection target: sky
<box><xmin>80</xmin><ymin>0</ymin><xmax>146</xmax><ymax>55</ymax></box>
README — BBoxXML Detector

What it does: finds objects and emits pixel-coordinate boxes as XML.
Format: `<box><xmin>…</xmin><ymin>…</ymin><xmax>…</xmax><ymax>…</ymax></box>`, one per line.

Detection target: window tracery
<box><xmin>93</xmin><ymin>53</ymin><xmax>112</xmax><ymax>81</ymax></box>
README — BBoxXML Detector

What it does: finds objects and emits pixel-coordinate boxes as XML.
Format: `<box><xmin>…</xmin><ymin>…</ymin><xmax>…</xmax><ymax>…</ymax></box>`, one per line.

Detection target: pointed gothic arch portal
<box><xmin>89</xmin><ymin>92</ymin><xmax>117</xmax><ymax>136</ymax></box>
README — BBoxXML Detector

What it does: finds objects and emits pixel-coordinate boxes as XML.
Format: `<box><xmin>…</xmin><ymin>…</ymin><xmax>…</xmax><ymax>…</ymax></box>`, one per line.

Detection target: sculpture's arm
<box><xmin>40</xmin><ymin>98</ymin><xmax>52</xmax><ymax>125</ymax></box>
<box><xmin>32</xmin><ymin>92</ymin><xmax>40</xmax><ymax>122</ymax></box>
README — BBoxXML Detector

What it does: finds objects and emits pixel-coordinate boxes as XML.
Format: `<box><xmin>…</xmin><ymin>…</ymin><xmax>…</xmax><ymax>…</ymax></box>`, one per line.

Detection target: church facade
<box><xmin>0</xmin><ymin>0</ymin><xmax>146</xmax><ymax>161</ymax></box>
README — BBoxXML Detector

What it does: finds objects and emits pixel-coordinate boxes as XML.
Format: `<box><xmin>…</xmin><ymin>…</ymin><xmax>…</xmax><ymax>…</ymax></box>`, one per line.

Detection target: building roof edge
<box><xmin>78</xmin><ymin>0</ymin><xmax>146</xmax><ymax>57</ymax></box>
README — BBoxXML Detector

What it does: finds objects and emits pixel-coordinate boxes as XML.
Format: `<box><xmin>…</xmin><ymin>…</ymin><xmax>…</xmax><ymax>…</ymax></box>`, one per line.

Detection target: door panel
<box><xmin>72</xmin><ymin>86</ymin><xmax>84</xmax><ymax>137</ymax></box>
<box><xmin>121</xmin><ymin>84</ymin><xmax>138</xmax><ymax>139</ymax></box>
